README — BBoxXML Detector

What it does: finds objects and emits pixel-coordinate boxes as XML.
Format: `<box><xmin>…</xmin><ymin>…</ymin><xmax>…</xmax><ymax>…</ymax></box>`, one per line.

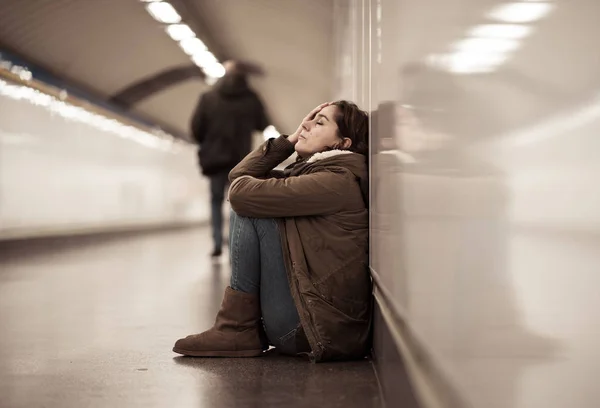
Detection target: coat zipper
<box><xmin>292</xmin><ymin>261</ymin><xmax>325</xmax><ymax>362</ymax></box>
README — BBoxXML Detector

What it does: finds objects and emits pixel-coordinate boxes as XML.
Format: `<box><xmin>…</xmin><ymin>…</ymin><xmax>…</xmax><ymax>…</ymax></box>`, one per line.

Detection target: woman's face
<box><xmin>295</xmin><ymin>105</ymin><xmax>349</xmax><ymax>156</ymax></box>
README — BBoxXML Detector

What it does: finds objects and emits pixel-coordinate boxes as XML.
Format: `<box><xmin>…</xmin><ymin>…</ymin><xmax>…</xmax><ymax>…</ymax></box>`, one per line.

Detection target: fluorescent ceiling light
<box><xmin>166</xmin><ymin>24</ymin><xmax>195</xmax><ymax>41</ymax></box>
<box><xmin>146</xmin><ymin>2</ymin><xmax>181</xmax><ymax>24</ymax></box>
<box><xmin>140</xmin><ymin>0</ymin><xmax>222</xmax><ymax>85</ymax></box>
<box><xmin>192</xmin><ymin>50</ymin><xmax>218</xmax><ymax>67</ymax></box>
<box><xmin>179</xmin><ymin>37</ymin><xmax>207</xmax><ymax>55</ymax></box>
<box><xmin>487</xmin><ymin>2</ymin><xmax>553</xmax><ymax>23</ymax></box>
<box><xmin>454</xmin><ymin>37</ymin><xmax>520</xmax><ymax>54</ymax></box>
<box><xmin>203</xmin><ymin>62</ymin><xmax>226</xmax><ymax>78</ymax></box>
<box><xmin>469</xmin><ymin>24</ymin><xmax>532</xmax><ymax>39</ymax></box>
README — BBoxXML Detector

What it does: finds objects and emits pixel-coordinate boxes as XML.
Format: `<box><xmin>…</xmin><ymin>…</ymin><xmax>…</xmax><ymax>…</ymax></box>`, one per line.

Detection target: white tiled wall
<box><xmin>0</xmin><ymin>78</ymin><xmax>209</xmax><ymax>239</ymax></box>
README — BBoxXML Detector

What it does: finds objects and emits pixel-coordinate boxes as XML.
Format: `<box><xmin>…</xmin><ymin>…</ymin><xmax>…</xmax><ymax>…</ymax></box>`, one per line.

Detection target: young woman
<box><xmin>173</xmin><ymin>101</ymin><xmax>371</xmax><ymax>362</ymax></box>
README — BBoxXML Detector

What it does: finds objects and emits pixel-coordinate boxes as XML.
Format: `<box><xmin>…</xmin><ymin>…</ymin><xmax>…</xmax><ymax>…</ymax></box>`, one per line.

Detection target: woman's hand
<box><xmin>288</xmin><ymin>102</ymin><xmax>330</xmax><ymax>145</ymax></box>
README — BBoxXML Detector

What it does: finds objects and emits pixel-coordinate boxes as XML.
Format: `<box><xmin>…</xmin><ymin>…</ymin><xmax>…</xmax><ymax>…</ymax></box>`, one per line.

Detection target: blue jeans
<box><xmin>209</xmin><ymin>172</ymin><xmax>230</xmax><ymax>250</ymax></box>
<box><xmin>229</xmin><ymin>210</ymin><xmax>306</xmax><ymax>355</ymax></box>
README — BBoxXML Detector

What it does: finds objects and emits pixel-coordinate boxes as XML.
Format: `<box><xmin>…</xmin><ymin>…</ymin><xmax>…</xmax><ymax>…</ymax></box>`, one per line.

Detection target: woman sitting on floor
<box><xmin>173</xmin><ymin>101</ymin><xmax>371</xmax><ymax>362</ymax></box>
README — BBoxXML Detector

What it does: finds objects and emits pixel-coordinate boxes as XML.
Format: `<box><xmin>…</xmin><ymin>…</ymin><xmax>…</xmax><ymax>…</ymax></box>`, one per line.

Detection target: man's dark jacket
<box><xmin>190</xmin><ymin>74</ymin><xmax>269</xmax><ymax>176</ymax></box>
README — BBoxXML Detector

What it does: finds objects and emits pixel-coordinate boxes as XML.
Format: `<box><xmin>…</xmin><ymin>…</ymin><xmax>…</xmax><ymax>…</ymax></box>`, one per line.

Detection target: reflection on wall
<box><xmin>334</xmin><ymin>0</ymin><xmax>600</xmax><ymax>407</ymax></box>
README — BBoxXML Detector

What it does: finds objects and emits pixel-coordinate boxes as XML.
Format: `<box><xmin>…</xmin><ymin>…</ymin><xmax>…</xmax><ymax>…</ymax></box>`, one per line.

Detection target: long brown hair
<box><xmin>331</xmin><ymin>100</ymin><xmax>369</xmax><ymax>155</ymax></box>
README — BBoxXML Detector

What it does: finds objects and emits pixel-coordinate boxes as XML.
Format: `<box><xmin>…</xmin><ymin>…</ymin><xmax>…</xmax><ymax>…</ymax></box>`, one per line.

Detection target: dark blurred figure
<box><xmin>191</xmin><ymin>60</ymin><xmax>269</xmax><ymax>258</ymax></box>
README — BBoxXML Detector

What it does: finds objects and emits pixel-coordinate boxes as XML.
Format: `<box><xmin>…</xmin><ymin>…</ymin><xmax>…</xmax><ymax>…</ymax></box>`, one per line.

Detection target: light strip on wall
<box><xmin>0</xmin><ymin>79</ymin><xmax>181</xmax><ymax>151</ymax></box>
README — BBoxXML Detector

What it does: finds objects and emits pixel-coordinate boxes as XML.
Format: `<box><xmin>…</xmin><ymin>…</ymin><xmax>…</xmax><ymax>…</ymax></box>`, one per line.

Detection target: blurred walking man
<box><xmin>191</xmin><ymin>61</ymin><xmax>269</xmax><ymax>258</ymax></box>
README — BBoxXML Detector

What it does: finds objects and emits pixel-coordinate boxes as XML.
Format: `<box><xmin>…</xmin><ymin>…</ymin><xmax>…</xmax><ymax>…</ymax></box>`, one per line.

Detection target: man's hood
<box><xmin>215</xmin><ymin>73</ymin><xmax>253</xmax><ymax>97</ymax></box>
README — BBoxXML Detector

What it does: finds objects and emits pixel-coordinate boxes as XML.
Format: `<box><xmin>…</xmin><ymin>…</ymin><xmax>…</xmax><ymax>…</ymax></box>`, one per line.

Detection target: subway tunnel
<box><xmin>1</xmin><ymin>1</ymin><xmax>600</xmax><ymax>407</ymax></box>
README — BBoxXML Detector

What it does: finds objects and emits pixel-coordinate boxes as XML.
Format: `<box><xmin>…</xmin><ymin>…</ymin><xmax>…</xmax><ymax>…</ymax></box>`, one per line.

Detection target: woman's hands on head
<box><xmin>288</xmin><ymin>102</ymin><xmax>331</xmax><ymax>145</ymax></box>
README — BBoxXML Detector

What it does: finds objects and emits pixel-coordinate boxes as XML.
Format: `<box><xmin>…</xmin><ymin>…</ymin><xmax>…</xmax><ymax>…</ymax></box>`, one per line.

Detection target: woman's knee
<box><xmin>230</xmin><ymin>209</ymin><xmax>276</xmax><ymax>230</ymax></box>
<box><xmin>229</xmin><ymin>209</ymin><xmax>249</xmax><ymax>226</ymax></box>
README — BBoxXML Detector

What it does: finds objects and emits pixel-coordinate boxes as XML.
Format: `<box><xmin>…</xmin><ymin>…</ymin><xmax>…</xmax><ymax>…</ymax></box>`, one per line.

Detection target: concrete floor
<box><xmin>0</xmin><ymin>228</ymin><xmax>381</xmax><ymax>408</ymax></box>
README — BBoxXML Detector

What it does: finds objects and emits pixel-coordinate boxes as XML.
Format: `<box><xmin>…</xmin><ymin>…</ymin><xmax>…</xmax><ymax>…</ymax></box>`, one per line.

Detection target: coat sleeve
<box><xmin>229</xmin><ymin>135</ymin><xmax>296</xmax><ymax>182</ymax></box>
<box><xmin>228</xmin><ymin>169</ymin><xmax>352</xmax><ymax>218</ymax></box>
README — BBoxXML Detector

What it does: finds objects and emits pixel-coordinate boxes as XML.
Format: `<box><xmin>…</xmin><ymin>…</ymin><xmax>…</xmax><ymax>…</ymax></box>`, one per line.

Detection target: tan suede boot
<box><xmin>173</xmin><ymin>286</ymin><xmax>265</xmax><ymax>357</ymax></box>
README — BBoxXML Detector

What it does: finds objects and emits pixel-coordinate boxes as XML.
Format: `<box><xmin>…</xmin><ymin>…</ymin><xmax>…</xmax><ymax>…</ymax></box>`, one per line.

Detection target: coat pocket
<box><xmin>313</xmin><ymin>263</ymin><xmax>372</xmax><ymax>321</ymax></box>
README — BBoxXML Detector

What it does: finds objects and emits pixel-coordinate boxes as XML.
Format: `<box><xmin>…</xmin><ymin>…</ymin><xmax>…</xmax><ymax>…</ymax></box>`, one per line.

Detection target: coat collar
<box><xmin>306</xmin><ymin>149</ymin><xmax>355</xmax><ymax>164</ymax></box>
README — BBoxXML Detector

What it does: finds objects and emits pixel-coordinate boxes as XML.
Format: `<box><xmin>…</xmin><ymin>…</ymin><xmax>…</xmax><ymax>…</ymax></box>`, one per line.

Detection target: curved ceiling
<box><xmin>0</xmin><ymin>0</ymin><xmax>335</xmax><ymax>139</ymax></box>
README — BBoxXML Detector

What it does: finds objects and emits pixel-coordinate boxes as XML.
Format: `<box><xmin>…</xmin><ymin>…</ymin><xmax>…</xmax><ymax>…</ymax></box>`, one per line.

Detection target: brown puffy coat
<box><xmin>228</xmin><ymin>135</ymin><xmax>372</xmax><ymax>362</ymax></box>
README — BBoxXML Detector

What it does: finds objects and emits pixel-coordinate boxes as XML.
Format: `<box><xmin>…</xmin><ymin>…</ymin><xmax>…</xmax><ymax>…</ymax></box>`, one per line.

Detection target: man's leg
<box><xmin>209</xmin><ymin>172</ymin><xmax>229</xmax><ymax>256</ymax></box>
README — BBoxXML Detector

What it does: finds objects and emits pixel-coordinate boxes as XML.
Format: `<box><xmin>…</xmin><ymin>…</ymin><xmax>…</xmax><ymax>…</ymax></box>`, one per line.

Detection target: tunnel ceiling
<box><xmin>0</xmin><ymin>0</ymin><xmax>335</xmax><ymax>139</ymax></box>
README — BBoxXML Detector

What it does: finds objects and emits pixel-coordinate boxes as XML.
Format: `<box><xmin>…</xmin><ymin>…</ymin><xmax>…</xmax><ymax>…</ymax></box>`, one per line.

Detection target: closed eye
<box><xmin>316</xmin><ymin>113</ymin><xmax>330</xmax><ymax>123</ymax></box>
